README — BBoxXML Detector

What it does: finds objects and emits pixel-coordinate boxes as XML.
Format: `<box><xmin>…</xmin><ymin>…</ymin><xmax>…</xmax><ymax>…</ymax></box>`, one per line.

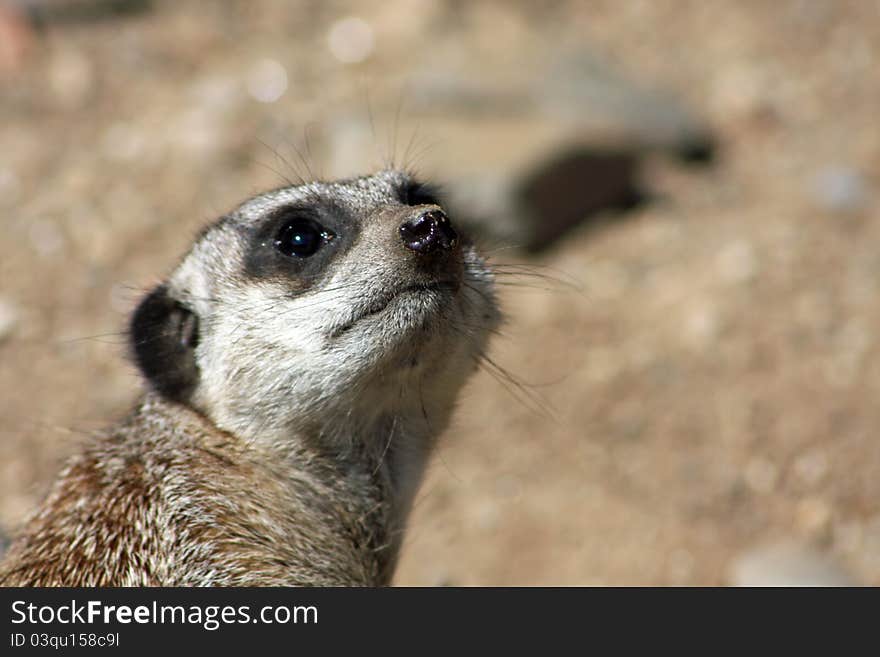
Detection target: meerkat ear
<box><xmin>130</xmin><ymin>284</ymin><xmax>200</xmax><ymax>403</ymax></box>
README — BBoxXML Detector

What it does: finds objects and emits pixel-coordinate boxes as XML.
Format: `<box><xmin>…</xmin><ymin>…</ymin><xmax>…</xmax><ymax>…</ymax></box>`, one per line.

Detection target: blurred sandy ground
<box><xmin>1</xmin><ymin>0</ymin><xmax>879</xmax><ymax>584</ymax></box>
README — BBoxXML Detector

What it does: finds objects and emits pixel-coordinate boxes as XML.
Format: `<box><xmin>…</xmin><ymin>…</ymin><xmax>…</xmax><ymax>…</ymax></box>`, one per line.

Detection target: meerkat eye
<box><xmin>274</xmin><ymin>217</ymin><xmax>334</xmax><ymax>258</ymax></box>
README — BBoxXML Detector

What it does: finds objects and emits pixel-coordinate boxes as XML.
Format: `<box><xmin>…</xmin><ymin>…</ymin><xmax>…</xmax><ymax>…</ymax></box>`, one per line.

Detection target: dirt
<box><xmin>1</xmin><ymin>0</ymin><xmax>879</xmax><ymax>585</ymax></box>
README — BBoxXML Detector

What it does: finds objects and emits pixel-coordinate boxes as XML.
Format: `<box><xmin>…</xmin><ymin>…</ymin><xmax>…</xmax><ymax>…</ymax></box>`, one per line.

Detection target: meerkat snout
<box><xmin>399</xmin><ymin>208</ymin><xmax>458</xmax><ymax>254</ymax></box>
<box><xmin>0</xmin><ymin>169</ymin><xmax>500</xmax><ymax>586</ymax></box>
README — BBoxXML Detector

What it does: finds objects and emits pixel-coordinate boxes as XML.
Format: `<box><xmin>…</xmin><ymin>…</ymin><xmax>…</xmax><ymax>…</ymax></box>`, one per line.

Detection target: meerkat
<box><xmin>0</xmin><ymin>169</ymin><xmax>499</xmax><ymax>586</ymax></box>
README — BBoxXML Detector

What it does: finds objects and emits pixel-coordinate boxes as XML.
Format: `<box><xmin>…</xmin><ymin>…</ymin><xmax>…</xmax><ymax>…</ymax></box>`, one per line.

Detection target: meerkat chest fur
<box><xmin>0</xmin><ymin>169</ymin><xmax>499</xmax><ymax>586</ymax></box>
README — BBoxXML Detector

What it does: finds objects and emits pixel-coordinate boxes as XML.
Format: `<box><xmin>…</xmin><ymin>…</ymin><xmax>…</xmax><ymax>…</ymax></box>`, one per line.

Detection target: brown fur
<box><xmin>1</xmin><ymin>394</ymin><xmax>393</xmax><ymax>586</ymax></box>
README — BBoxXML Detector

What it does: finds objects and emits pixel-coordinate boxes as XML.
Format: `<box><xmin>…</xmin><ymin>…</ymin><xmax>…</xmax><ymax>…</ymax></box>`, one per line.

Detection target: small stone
<box><xmin>730</xmin><ymin>540</ymin><xmax>856</xmax><ymax>586</ymax></box>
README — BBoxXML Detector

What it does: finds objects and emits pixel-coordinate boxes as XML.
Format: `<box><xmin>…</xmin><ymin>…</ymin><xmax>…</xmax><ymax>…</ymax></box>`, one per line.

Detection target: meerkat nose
<box><xmin>399</xmin><ymin>209</ymin><xmax>458</xmax><ymax>254</ymax></box>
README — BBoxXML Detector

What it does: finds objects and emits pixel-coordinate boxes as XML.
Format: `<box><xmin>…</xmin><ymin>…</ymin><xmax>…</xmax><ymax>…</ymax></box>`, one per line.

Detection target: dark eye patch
<box><xmin>242</xmin><ymin>202</ymin><xmax>354</xmax><ymax>291</ymax></box>
<box><xmin>274</xmin><ymin>216</ymin><xmax>335</xmax><ymax>258</ymax></box>
<box><xmin>401</xmin><ymin>180</ymin><xmax>443</xmax><ymax>208</ymax></box>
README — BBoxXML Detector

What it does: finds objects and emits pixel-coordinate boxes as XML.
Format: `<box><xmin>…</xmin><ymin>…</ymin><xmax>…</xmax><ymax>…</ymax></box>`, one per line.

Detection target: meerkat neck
<box><xmin>278</xmin><ymin>409</ymin><xmax>437</xmax><ymax>569</ymax></box>
<box><xmin>132</xmin><ymin>393</ymin><xmax>431</xmax><ymax>584</ymax></box>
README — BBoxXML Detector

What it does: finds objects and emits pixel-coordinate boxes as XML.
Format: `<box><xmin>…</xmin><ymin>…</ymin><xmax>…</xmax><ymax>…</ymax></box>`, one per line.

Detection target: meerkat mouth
<box><xmin>331</xmin><ymin>280</ymin><xmax>459</xmax><ymax>338</ymax></box>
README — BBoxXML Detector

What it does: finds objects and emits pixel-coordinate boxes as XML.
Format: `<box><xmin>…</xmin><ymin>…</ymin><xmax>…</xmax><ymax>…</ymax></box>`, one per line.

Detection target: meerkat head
<box><xmin>129</xmin><ymin>170</ymin><xmax>499</xmax><ymax>451</ymax></box>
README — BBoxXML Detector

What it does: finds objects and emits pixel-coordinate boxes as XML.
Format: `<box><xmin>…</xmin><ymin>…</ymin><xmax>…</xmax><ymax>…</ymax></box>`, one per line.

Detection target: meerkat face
<box><xmin>130</xmin><ymin>170</ymin><xmax>499</xmax><ymax>448</ymax></box>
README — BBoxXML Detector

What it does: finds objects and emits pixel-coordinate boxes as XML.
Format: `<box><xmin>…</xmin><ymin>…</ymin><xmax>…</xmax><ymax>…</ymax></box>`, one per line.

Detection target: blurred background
<box><xmin>1</xmin><ymin>0</ymin><xmax>879</xmax><ymax>585</ymax></box>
